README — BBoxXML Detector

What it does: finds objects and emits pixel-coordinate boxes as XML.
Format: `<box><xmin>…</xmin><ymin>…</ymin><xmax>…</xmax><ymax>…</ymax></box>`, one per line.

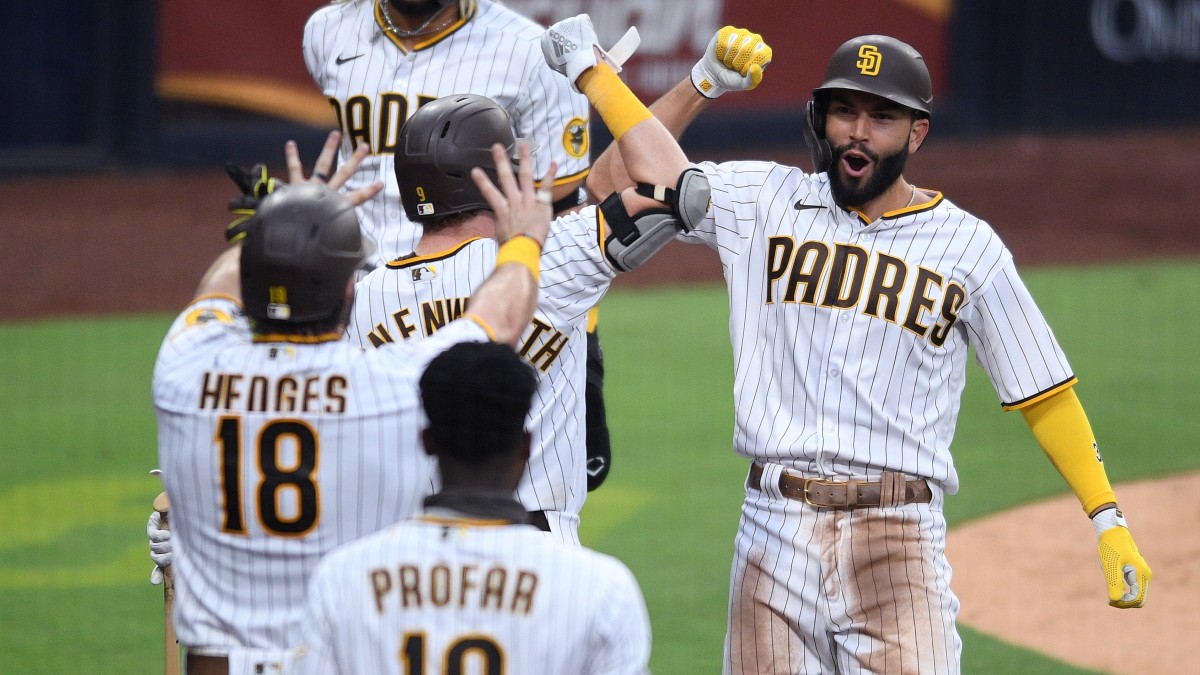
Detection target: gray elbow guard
<box><xmin>600</xmin><ymin>167</ymin><xmax>711</xmax><ymax>272</ymax></box>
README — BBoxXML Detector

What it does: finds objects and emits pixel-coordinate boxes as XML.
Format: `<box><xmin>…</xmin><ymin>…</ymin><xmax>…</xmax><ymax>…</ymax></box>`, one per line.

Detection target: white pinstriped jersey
<box><xmin>303</xmin><ymin>0</ymin><xmax>592</xmax><ymax>267</ymax></box>
<box><xmin>346</xmin><ymin>207</ymin><xmax>615</xmax><ymax>542</ymax></box>
<box><xmin>152</xmin><ymin>296</ymin><xmax>488</xmax><ymax>652</ymax></box>
<box><xmin>294</xmin><ymin>514</ymin><xmax>652</xmax><ymax>675</ymax></box>
<box><xmin>682</xmin><ymin>162</ymin><xmax>1074</xmax><ymax>494</ymax></box>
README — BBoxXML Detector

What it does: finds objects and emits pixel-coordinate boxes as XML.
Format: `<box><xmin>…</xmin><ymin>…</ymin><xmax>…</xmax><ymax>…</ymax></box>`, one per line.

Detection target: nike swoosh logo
<box><xmin>336</xmin><ymin>54</ymin><xmax>364</xmax><ymax>65</ymax></box>
<box><xmin>794</xmin><ymin>201</ymin><xmax>826</xmax><ymax>211</ymax></box>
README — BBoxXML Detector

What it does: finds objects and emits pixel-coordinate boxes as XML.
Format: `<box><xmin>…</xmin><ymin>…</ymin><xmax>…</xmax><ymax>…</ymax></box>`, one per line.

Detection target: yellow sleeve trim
<box><xmin>191</xmin><ymin>292</ymin><xmax>242</xmax><ymax>308</ymax></box>
<box><xmin>465</xmin><ymin>314</ymin><xmax>498</xmax><ymax>342</ymax></box>
<box><xmin>1020</xmin><ymin>386</ymin><xmax>1117</xmax><ymax>514</ymax></box>
<box><xmin>1001</xmin><ymin>376</ymin><xmax>1078</xmax><ymax>411</ymax></box>
<box><xmin>541</xmin><ymin>168</ymin><xmax>590</xmax><ymax>188</ymax></box>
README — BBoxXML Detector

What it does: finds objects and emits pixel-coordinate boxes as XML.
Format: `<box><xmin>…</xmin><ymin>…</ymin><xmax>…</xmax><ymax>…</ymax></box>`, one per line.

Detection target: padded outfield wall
<box><xmin>9</xmin><ymin>0</ymin><xmax>1199</xmax><ymax>172</ymax></box>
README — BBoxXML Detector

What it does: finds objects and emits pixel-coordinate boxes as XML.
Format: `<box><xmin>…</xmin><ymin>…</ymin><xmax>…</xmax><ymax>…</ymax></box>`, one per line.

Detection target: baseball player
<box><xmin>303</xmin><ymin>0</ymin><xmax>615</xmax><ymax>493</ymax></box>
<box><xmin>152</xmin><ymin>135</ymin><xmax>555</xmax><ymax>674</ymax></box>
<box><xmin>346</xmin><ymin>85</ymin><xmax>709</xmax><ymax>544</ymax></box>
<box><xmin>292</xmin><ymin>341</ymin><xmax>652</xmax><ymax>674</ymax></box>
<box><xmin>544</xmin><ymin>17</ymin><xmax>1152</xmax><ymax>674</ymax></box>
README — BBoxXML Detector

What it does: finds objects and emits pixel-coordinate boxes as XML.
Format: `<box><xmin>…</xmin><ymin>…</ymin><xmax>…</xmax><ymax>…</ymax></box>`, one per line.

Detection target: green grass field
<box><xmin>2</xmin><ymin>259</ymin><xmax>1196</xmax><ymax>674</ymax></box>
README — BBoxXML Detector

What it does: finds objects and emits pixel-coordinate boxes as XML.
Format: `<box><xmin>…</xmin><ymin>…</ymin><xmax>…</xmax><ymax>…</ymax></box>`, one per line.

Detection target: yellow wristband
<box><xmin>495</xmin><ymin>235</ymin><xmax>541</xmax><ymax>282</ymax></box>
<box><xmin>578</xmin><ymin>64</ymin><xmax>653</xmax><ymax>141</ymax></box>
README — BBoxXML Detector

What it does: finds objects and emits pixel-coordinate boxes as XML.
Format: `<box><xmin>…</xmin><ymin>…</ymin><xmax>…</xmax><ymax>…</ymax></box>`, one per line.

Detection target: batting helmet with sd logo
<box><xmin>803</xmin><ymin>35</ymin><xmax>933</xmax><ymax>173</ymax></box>
<box><xmin>240</xmin><ymin>183</ymin><xmax>367</xmax><ymax>325</ymax></box>
<box><xmin>394</xmin><ymin>93</ymin><xmax>532</xmax><ymax>223</ymax></box>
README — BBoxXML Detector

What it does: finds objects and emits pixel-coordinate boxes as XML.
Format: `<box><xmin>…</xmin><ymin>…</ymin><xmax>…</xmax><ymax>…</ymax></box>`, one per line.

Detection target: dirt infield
<box><xmin>4</xmin><ymin>128</ymin><xmax>1198</xmax><ymax>671</ymax></box>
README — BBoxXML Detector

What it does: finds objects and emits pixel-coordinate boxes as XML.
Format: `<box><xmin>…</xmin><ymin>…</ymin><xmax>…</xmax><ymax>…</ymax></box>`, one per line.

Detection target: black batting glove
<box><xmin>224</xmin><ymin>162</ymin><xmax>283</xmax><ymax>243</ymax></box>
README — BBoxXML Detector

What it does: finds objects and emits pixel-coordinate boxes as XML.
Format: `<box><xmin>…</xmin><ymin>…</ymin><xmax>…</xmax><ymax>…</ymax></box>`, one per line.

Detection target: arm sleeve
<box><xmin>301</xmin><ymin>8</ymin><xmax>330</xmax><ymax>87</ymax></box>
<box><xmin>1020</xmin><ymin>386</ymin><xmax>1118</xmax><ymax>515</ymax></box>
<box><xmin>292</xmin><ymin>565</ymin><xmax>340</xmax><ymax>675</ymax></box>
<box><xmin>968</xmin><ymin>261</ymin><xmax>1076</xmax><ymax>407</ymax></box>
<box><xmin>516</xmin><ymin>46</ymin><xmax>592</xmax><ymax>186</ymax></box>
<box><xmin>538</xmin><ymin>207</ymin><xmax>618</xmax><ymax>319</ymax></box>
<box><xmin>586</xmin><ymin>560</ymin><xmax>652</xmax><ymax>675</ymax></box>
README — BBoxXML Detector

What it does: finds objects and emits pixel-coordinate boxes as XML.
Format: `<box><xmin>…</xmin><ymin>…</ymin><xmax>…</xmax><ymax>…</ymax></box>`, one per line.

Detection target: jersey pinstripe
<box><xmin>294</xmin><ymin>516</ymin><xmax>652</xmax><ymax>675</ymax></box>
<box><xmin>682</xmin><ymin>161</ymin><xmax>1074</xmax><ymax>494</ymax></box>
<box><xmin>152</xmin><ymin>296</ymin><xmax>488</xmax><ymax>653</ymax></box>
<box><xmin>345</xmin><ymin>207</ymin><xmax>615</xmax><ymax>543</ymax></box>
<box><xmin>303</xmin><ymin>0</ymin><xmax>592</xmax><ymax>267</ymax></box>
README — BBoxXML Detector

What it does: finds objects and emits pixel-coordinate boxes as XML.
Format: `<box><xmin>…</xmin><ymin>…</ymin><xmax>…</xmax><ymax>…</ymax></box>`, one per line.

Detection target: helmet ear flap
<box><xmin>803</xmin><ymin>99</ymin><xmax>833</xmax><ymax>174</ymax></box>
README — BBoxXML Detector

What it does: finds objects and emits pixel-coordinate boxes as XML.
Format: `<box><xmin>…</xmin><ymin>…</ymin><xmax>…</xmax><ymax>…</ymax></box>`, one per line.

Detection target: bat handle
<box><xmin>153</xmin><ymin>491</ymin><xmax>181</xmax><ymax>675</ymax></box>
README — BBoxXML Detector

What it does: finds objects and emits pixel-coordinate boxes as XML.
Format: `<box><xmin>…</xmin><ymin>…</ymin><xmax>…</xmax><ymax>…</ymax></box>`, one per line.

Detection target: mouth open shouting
<box><xmin>828</xmin><ymin>142</ymin><xmax>909</xmax><ymax>209</ymax></box>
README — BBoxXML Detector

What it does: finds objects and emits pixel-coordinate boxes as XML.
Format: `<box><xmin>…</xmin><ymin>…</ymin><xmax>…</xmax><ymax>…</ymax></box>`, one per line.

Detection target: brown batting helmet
<box><xmin>239</xmin><ymin>183</ymin><xmax>366</xmax><ymax>325</ymax></box>
<box><xmin>393</xmin><ymin>94</ymin><xmax>530</xmax><ymax>222</ymax></box>
<box><xmin>803</xmin><ymin>35</ymin><xmax>933</xmax><ymax>172</ymax></box>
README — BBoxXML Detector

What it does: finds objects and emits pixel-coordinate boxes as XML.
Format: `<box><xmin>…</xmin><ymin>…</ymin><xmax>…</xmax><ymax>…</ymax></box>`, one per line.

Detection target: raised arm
<box><xmin>588</xmin><ymin>26</ymin><xmax>773</xmax><ymax>200</ymax></box>
<box><xmin>542</xmin><ymin>16</ymin><xmax>691</xmax><ymax>198</ymax></box>
<box><xmin>196</xmin><ymin>132</ymin><xmax>383</xmax><ymax>302</ymax></box>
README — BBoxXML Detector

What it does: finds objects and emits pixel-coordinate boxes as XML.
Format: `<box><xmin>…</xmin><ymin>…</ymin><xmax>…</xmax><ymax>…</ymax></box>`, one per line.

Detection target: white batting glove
<box><xmin>1090</xmin><ymin>507</ymin><xmax>1151</xmax><ymax>608</ymax></box>
<box><xmin>542</xmin><ymin>14</ymin><xmax>604</xmax><ymax>92</ymax></box>
<box><xmin>691</xmin><ymin>26</ymin><xmax>773</xmax><ymax>99</ymax></box>
<box><xmin>147</xmin><ymin>510</ymin><xmax>173</xmax><ymax>585</ymax></box>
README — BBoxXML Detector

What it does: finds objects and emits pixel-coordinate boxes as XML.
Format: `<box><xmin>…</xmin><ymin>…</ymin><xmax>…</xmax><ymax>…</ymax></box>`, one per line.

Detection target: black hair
<box><xmin>419</xmin><ymin>342</ymin><xmax>537</xmax><ymax>463</ymax></box>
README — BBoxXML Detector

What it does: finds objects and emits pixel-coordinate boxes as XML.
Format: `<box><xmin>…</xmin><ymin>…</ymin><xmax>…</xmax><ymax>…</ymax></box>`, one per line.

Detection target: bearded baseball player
<box><xmin>304</xmin><ymin>0</ymin><xmax>616</xmax><ymax>493</ymax></box>
<box><xmin>292</xmin><ymin>341</ymin><xmax>651</xmax><ymax>675</ymax></box>
<box><xmin>545</xmin><ymin>17</ymin><xmax>1152</xmax><ymax>674</ymax></box>
<box><xmin>152</xmin><ymin>136</ymin><xmax>554</xmax><ymax>675</ymax></box>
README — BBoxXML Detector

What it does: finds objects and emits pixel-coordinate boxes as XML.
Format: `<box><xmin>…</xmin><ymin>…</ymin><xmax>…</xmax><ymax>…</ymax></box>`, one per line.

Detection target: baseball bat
<box><xmin>153</xmin><ymin>491</ymin><xmax>181</xmax><ymax>675</ymax></box>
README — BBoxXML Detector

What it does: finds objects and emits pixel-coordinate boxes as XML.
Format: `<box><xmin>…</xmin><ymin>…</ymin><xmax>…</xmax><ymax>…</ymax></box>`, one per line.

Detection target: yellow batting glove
<box><xmin>691</xmin><ymin>26</ymin><xmax>773</xmax><ymax>99</ymax></box>
<box><xmin>1092</xmin><ymin>508</ymin><xmax>1151</xmax><ymax>608</ymax></box>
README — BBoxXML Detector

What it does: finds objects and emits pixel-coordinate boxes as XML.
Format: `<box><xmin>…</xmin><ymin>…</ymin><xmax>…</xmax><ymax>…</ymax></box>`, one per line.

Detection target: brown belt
<box><xmin>185</xmin><ymin>653</ymin><xmax>228</xmax><ymax>675</ymax></box>
<box><xmin>748</xmin><ymin>462</ymin><xmax>931</xmax><ymax>509</ymax></box>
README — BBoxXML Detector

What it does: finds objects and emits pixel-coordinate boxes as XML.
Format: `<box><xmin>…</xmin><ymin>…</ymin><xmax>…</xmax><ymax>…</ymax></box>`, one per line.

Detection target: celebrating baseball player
<box><xmin>292</xmin><ymin>341</ymin><xmax>652</xmax><ymax>674</ymax></box>
<box><xmin>346</xmin><ymin>93</ymin><xmax>602</xmax><ymax>544</ymax></box>
<box><xmin>151</xmin><ymin>134</ymin><xmax>554</xmax><ymax>674</ymax></box>
<box><xmin>544</xmin><ymin>16</ymin><xmax>1152</xmax><ymax>674</ymax></box>
<box><xmin>346</xmin><ymin>80</ymin><xmax>730</xmax><ymax>543</ymax></box>
<box><xmin>304</xmin><ymin>0</ymin><xmax>616</xmax><ymax>494</ymax></box>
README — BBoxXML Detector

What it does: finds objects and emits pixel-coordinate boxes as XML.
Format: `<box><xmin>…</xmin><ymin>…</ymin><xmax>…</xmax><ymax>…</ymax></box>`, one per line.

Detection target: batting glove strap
<box><xmin>691</xmin><ymin>26</ymin><xmax>773</xmax><ymax>99</ymax></box>
<box><xmin>224</xmin><ymin>162</ymin><xmax>283</xmax><ymax>243</ymax></box>
<box><xmin>1091</xmin><ymin>509</ymin><xmax>1151</xmax><ymax>608</ymax></box>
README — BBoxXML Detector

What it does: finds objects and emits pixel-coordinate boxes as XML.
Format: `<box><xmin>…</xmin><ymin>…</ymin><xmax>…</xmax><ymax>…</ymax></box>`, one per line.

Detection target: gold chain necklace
<box><xmin>378</xmin><ymin>0</ymin><xmax>452</xmax><ymax>38</ymax></box>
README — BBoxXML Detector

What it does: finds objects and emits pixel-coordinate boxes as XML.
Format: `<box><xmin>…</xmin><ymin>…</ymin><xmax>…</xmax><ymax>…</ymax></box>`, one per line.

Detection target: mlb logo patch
<box><xmin>418</xmin><ymin>203</ymin><xmax>434</xmax><ymax>215</ymax></box>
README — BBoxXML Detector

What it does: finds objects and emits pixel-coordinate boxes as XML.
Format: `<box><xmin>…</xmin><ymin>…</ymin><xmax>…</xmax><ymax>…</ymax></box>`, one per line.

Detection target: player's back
<box><xmin>153</xmin><ymin>297</ymin><xmax>482</xmax><ymax>650</ymax></box>
<box><xmin>298</xmin><ymin>518</ymin><xmax>652</xmax><ymax>674</ymax></box>
<box><xmin>348</xmin><ymin>211</ymin><xmax>615</xmax><ymax>540</ymax></box>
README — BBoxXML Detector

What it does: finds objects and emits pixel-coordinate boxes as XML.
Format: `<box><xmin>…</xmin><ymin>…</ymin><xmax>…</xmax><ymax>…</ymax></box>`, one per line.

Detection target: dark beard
<box><xmin>389</xmin><ymin>0</ymin><xmax>450</xmax><ymax>19</ymax></box>
<box><xmin>828</xmin><ymin>141</ymin><xmax>909</xmax><ymax>209</ymax></box>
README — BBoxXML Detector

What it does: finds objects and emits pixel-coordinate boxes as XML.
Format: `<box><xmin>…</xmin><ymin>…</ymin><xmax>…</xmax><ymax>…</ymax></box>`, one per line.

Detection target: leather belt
<box><xmin>748</xmin><ymin>462</ymin><xmax>931</xmax><ymax>509</ymax></box>
<box><xmin>185</xmin><ymin>653</ymin><xmax>228</xmax><ymax>675</ymax></box>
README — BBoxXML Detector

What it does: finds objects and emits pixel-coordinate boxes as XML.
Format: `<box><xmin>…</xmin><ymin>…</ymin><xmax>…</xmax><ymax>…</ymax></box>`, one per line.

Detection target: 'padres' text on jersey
<box><xmin>683</xmin><ymin>161</ymin><xmax>1074</xmax><ymax>493</ymax></box>
<box><xmin>153</xmin><ymin>297</ymin><xmax>487</xmax><ymax>651</ymax></box>
<box><xmin>346</xmin><ymin>207</ymin><xmax>615</xmax><ymax>542</ymax></box>
<box><xmin>303</xmin><ymin>0</ymin><xmax>591</xmax><ymax>264</ymax></box>
<box><xmin>294</xmin><ymin>517</ymin><xmax>652</xmax><ymax>674</ymax></box>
